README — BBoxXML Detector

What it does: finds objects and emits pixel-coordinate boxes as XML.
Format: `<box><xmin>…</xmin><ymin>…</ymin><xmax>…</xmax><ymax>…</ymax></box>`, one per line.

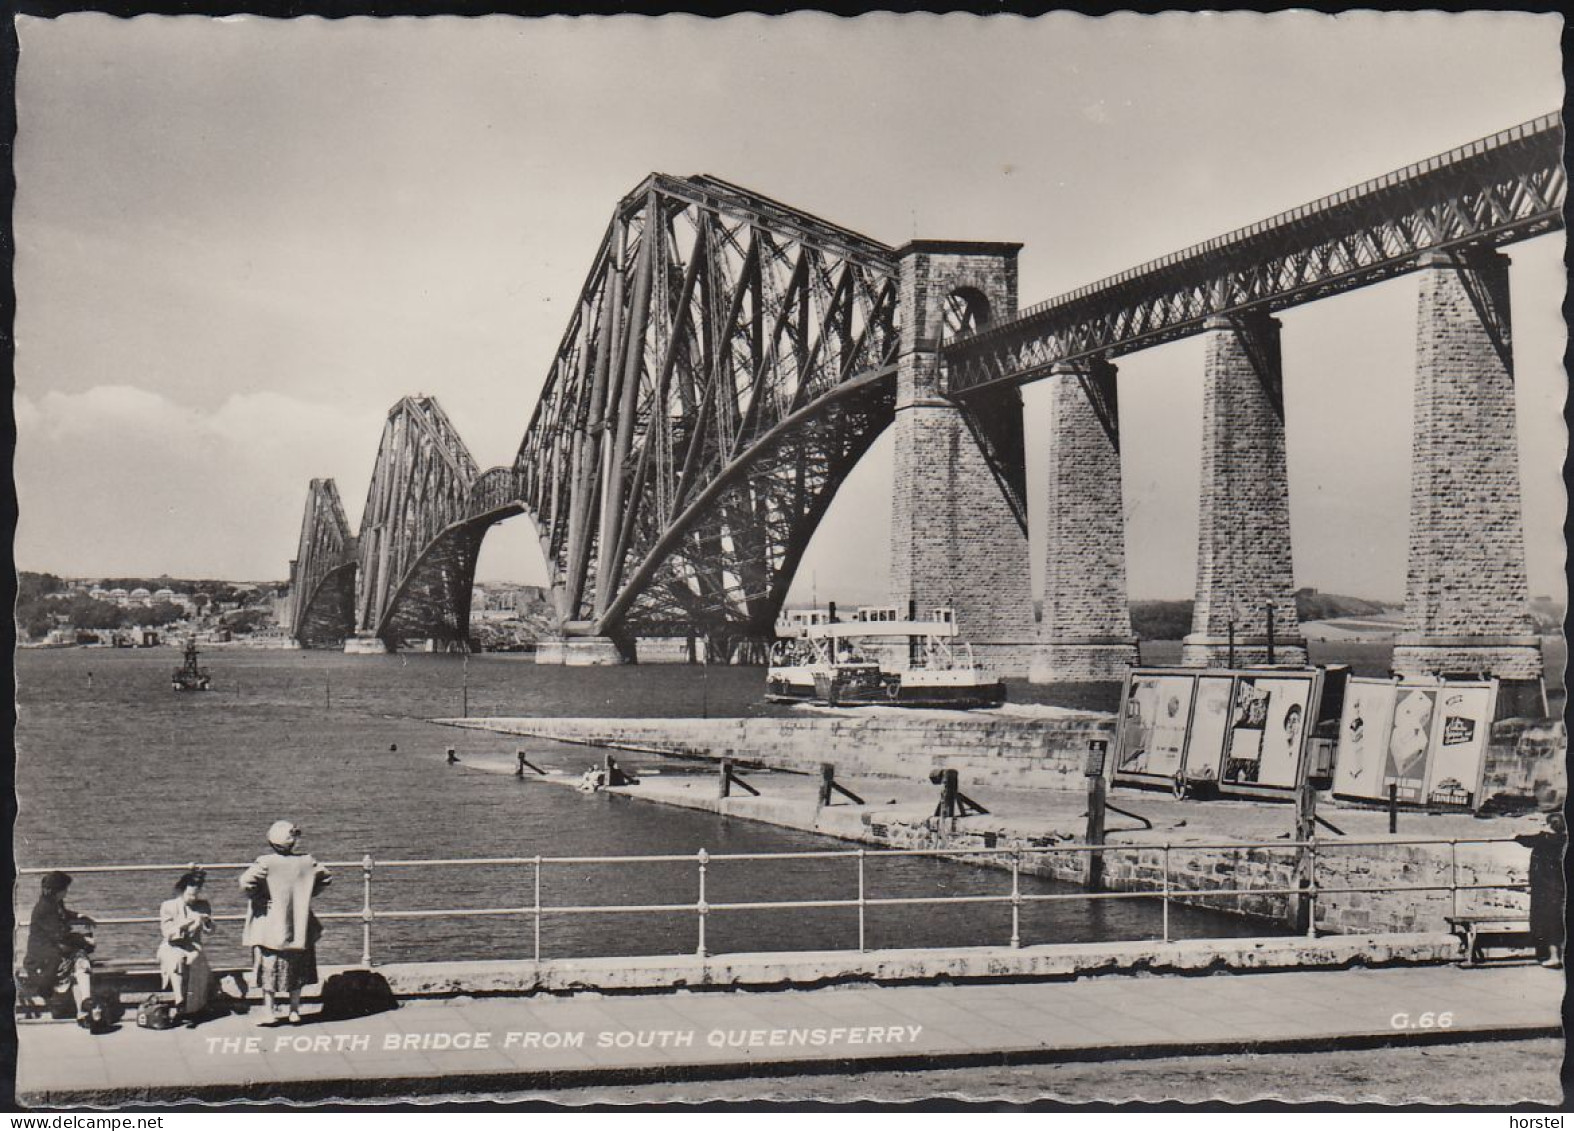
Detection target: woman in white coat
<box><xmin>158</xmin><ymin>869</ymin><xmax>216</xmax><ymax>1023</ymax></box>
<box><xmin>239</xmin><ymin>821</ymin><xmax>331</xmax><ymax>1026</ymax></box>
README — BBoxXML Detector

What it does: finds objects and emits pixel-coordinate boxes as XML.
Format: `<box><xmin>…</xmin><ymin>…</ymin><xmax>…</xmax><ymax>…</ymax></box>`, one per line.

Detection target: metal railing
<box><xmin>14</xmin><ymin>836</ymin><xmax>1529</xmax><ymax>968</ymax></box>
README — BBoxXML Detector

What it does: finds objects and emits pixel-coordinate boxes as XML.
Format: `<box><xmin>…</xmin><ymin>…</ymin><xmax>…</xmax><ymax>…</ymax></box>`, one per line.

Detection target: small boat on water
<box><xmin>766</xmin><ymin>607</ymin><xmax>1006</xmax><ymax>710</ymax></box>
<box><xmin>171</xmin><ymin>638</ymin><xmax>212</xmax><ymax>692</ymax></box>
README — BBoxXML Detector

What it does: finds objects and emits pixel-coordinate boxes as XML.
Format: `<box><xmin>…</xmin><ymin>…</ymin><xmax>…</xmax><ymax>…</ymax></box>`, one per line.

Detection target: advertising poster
<box><xmin>1333</xmin><ymin>678</ymin><xmax>1399</xmax><ymax>800</ymax></box>
<box><xmin>1184</xmin><ymin>676</ymin><xmax>1236</xmax><ymax>785</ymax></box>
<box><xmin>1254</xmin><ymin>677</ymin><xmax>1314</xmax><ymax>789</ymax></box>
<box><xmin>1423</xmin><ymin>683</ymin><xmax>1497</xmax><ymax>807</ymax></box>
<box><xmin>1384</xmin><ymin>687</ymin><xmax>1437</xmax><ymax>803</ymax></box>
<box><xmin>1117</xmin><ymin>673</ymin><xmax>1195</xmax><ymax>779</ymax></box>
<box><xmin>1222</xmin><ymin>679</ymin><xmax>1269</xmax><ymax>783</ymax></box>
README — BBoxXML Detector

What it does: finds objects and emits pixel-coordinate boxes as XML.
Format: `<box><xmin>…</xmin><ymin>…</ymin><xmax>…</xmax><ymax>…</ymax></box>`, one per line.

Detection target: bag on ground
<box><xmin>318</xmin><ymin>970</ymin><xmax>398</xmax><ymax>1020</ymax></box>
<box><xmin>135</xmin><ymin>994</ymin><xmax>178</xmax><ymax>1031</ymax></box>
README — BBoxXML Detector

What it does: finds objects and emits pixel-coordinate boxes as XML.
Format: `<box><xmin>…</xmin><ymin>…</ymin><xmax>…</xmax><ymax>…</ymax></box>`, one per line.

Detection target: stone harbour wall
<box><xmin>462</xmin><ymin>713</ymin><xmax>1112</xmax><ymax>791</ymax></box>
<box><xmin>838</xmin><ymin>815</ymin><xmax>1529</xmax><ymax>936</ymax></box>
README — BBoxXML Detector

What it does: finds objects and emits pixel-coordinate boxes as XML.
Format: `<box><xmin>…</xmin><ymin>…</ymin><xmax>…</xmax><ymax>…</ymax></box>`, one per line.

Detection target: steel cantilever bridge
<box><xmin>287</xmin><ymin>112</ymin><xmax>1563</xmax><ymax>654</ymax></box>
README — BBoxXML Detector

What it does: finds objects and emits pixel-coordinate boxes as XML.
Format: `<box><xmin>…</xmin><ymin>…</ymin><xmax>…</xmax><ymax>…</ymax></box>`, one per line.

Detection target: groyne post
<box><xmin>932</xmin><ymin>768</ymin><xmax>987</xmax><ymax>819</ymax></box>
<box><xmin>718</xmin><ymin>760</ymin><xmax>759</xmax><ymax>798</ymax></box>
<box><xmin>818</xmin><ymin>763</ymin><xmax>835</xmax><ymax>807</ymax></box>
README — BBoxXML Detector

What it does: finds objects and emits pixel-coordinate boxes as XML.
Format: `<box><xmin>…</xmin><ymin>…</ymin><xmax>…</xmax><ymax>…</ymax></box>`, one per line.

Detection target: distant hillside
<box><xmin>1130</xmin><ymin>601</ymin><xmax>1193</xmax><ymax>641</ymax></box>
<box><xmin>1130</xmin><ymin>592</ymin><xmax>1398</xmax><ymax>641</ymax></box>
<box><xmin>1298</xmin><ymin>591</ymin><xmax>1394</xmax><ymax>620</ymax></box>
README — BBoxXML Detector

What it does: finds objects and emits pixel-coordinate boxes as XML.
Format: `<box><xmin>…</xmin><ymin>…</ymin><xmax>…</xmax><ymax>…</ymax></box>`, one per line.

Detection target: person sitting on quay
<box><xmin>20</xmin><ymin>871</ymin><xmax>96</xmax><ymax>1021</ymax></box>
<box><xmin>240</xmin><ymin>821</ymin><xmax>331</xmax><ymax>1026</ymax></box>
<box><xmin>1514</xmin><ymin>810</ymin><xmax>1566</xmax><ymax>970</ymax></box>
<box><xmin>158</xmin><ymin>869</ymin><xmax>217</xmax><ymax>1027</ymax></box>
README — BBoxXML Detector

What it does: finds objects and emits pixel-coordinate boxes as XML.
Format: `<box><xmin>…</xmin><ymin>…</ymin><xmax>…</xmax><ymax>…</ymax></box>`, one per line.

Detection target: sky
<box><xmin>11</xmin><ymin>11</ymin><xmax>1567</xmax><ymax>607</ymax></box>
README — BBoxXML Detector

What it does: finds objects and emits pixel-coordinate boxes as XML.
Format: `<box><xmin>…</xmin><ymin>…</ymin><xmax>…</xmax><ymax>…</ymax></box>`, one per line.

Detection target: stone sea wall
<box><xmin>458</xmin><ymin>712</ymin><xmax>1113</xmax><ymax>791</ymax></box>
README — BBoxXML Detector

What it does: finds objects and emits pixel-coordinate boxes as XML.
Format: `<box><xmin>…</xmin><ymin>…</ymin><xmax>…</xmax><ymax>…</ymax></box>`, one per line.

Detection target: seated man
<box><xmin>21</xmin><ymin>871</ymin><xmax>95</xmax><ymax>1019</ymax></box>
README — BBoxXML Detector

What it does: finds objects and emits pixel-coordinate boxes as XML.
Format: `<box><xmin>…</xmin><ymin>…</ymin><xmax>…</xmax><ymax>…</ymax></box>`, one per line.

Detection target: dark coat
<box><xmin>1515</xmin><ymin>828</ymin><xmax>1566</xmax><ymax>946</ymax></box>
<box><xmin>22</xmin><ymin>894</ymin><xmax>92</xmax><ymax>991</ymax></box>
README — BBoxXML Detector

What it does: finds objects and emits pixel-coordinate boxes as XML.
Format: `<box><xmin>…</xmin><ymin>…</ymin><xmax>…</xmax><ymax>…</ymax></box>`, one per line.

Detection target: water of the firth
<box><xmin>14</xmin><ymin>649</ymin><xmax>1274</xmax><ymax>970</ymax></box>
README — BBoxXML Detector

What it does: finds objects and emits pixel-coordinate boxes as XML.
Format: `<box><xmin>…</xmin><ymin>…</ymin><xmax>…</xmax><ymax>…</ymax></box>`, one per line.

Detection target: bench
<box><xmin>14</xmin><ymin>958</ymin><xmax>251</xmax><ymax>1023</ymax></box>
<box><xmin>1446</xmin><ymin>915</ymin><xmax>1535</xmax><ymax>965</ymax></box>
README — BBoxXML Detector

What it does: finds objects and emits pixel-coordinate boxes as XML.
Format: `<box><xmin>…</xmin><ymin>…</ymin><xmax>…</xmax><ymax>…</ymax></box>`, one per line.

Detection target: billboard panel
<box><xmin>1423</xmin><ymin>683</ymin><xmax>1497</xmax><ymax>807</ymax></box>
<box><xmin>1384</xmin><ymin>686</ymin><xmax>1437</xmax><ymax>804</ymax></box>
<box><xmin>1116</xmin><ymin>673</ymin><xmax>1195</xmax><ymax>780</ymax></box>
<box><xmin>1221</xmin><ymin>674</ymin><xmax>1316</xmax><ymax>792</ymax></box>
<box><xmin>1183</xmin><ymin>675</ymin><xmax>1236</xmax><ymax>786</ymax></box>
<box><xmin>1332</xmin><ymin>678</ymin><xmax>1398</xmax><ymax>801</ymax></box>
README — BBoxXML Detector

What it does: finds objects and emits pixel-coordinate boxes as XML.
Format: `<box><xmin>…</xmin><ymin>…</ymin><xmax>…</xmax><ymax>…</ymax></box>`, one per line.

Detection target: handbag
<box><xmin>136</xmin><ymin>994</ymin><xmax>179</xmax><ymax>1031</ymax></box>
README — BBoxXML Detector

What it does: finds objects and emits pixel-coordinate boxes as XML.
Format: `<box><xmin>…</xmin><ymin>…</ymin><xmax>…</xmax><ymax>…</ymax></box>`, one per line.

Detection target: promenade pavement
<box><xmin>16</xmin><ymin>962</ymin><xmax>1561</xmax><ymax>1105</ymax></box>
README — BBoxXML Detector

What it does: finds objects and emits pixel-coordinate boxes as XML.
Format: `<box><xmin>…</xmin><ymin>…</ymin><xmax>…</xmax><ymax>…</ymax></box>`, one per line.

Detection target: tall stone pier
<box><xmin>1181</xmin><ymin>312</ymin><xmax>1307</xmax><ymax>667</ymax></box>
<box><xmin>1391</xmin><ymin>249</ymin><xmax>1543</xmax><ymax>706</ymax></box>
<box><xmin>1030</xmin><ymin>358</ymin><xmax>1139</xmax><ymax>683</ymax></box>
<box><xmin>889</xmin><ymin>241</ymin><xmax>1037</xmax><ymax>676</ymax></box>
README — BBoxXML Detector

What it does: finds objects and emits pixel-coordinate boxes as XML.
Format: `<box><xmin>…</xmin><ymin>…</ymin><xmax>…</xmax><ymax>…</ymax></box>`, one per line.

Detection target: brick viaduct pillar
<box><xmin>1181</xmin><ymin>312</ymin><xmax>1307</xmax><ymax>668</ymax></box>
<box><xmin>1029</xmin><ymin>358</ymin><xmax>1139</xmax><ymax>683</ymax></box>
<box><xmin>889</xmin><ymin>241</ymin><xmax>1037</xmax><ymax>677</ymax></box>
<box><xmin>1392</xmin><ymin>248</ymin><xmax>1543</xmax><ymax>705</ymax></box>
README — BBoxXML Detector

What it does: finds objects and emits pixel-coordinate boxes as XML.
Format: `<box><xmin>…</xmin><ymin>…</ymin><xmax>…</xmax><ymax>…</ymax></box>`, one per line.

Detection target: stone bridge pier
<box><xmin>1030</xmin><ymin>358</ymin><xmax>1139</xmax><ymax>683</ymax></box>
<box><xmin>1393</xmin><ymin>248</ymin><xmax>1544</xmax><ymax>711</ymax></box>
<box><xmin>889</xmin><ymin>241</ymin><xmax>1038</xmax><ymax>677</ymax></box>
<box><xmin>1182</xmin><ymin>312</ymin><xmax>1307</xmax><ymax>668</ymax></box>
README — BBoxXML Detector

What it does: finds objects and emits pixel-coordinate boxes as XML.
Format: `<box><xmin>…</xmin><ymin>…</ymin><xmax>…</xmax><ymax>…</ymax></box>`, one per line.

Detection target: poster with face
<box><xmin>1223</xmin><ymin>679</ymin><xmax>1269</xmax><ymax>783</ymax></box>
<box><xmin>1423</xmin><ymin>683</ymin><xmax>1496</xmax><ymax>807</ymax></box>
<box><xmin>1253</xmin><ymin>676</ymin><xmax>1314</xmax><ymax>788</ymax></box>
<box><xmin>1333</xmin><ymin>678</ymin><xmax>1399</xmax><ymax>800</ymax></box>
<box><xmin>1117</xmin><ymin>673</ymin><xmax>1195</xmax><ymax>778</ymax></box>
<box><xmin>1183</xmin><ymin>676</ymin><xmax>1235</xmax><ymax>784</ymax></box>
<box><xmin>1384</xmin><ymin>687</ymin><xmax>1437</xmax><ymax>803</ymax></box>
<box><xmin>1117</xmin><ymin>675</ymin><xmax>1161</xmax><ymax>774</ymax></box>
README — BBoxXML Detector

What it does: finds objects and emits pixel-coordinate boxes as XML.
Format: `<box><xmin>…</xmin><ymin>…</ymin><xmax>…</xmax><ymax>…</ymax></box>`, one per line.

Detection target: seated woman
<box><xmin>158</xmin><ymin>869</ymin><xmax>217</xmax><ymax>1024</ymax></box>
<box><xmin>21</xmin><ymin>871</ymin><xmax>94</xmax><ymax>1019</ymax></box>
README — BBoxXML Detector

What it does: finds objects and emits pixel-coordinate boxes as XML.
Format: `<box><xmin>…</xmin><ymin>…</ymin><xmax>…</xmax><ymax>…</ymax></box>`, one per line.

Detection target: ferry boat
<box><xmin>766</xmin><ymin>607</ymin><xmax>1006</xmax><ymax>709</ymax></box>
<box><xmin>171</xmin><ymin>637</ymin><xmax>212</xmax><ymax>692</ymax></box>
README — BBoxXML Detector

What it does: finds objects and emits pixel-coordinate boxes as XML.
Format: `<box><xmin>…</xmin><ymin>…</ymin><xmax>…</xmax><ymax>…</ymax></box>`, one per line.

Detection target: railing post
<box><xmin>1010</xmin><ymin>849</ymin><xmax>1022</xmax><ymax>949</ymax></box>
<box><xmin>360</xmin><ymin>854</ymin><xmax>374</xmax><ymax>968</ymax></box>
<box><xmin>696</xmin><ymin>848</ymin><xmax>709</xmax><ymax>958</ymax></box>
<box><xmin>533</xmin><ymin>855</ymin><xmax>542</xmax><ymax>964</ymax></box>
<box><xmin>856</xmin><ymin>848</ymin><xmax>867</xmax><ymax>953</ymax></box>
<box><xmin>1305</xmin><ymin>838</ymin><xmax>1318</xmax><ymax>939</ymax></box>
<box><xmin>1161</xmin><ymin>843</ymin><xmax>1171</xmax><ymax>943</ymax></box>
<box><xmin>1449</xmin><ymin>838</ymin><xmax>1460</xmax><ymax>922</ymax></box>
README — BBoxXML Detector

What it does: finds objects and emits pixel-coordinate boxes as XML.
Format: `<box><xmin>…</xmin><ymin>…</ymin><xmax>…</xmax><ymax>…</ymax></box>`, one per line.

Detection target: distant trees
<box><xmin>222</xmin><ymin>608</ymin><xmax>269</xmax><ymax>635</ymax></box>
<box><xmin>1130</xmin><ymin>600</ymin><xmax>1194</xmax><ymax>641</ymax></box>
<box><xmin>144</xmin><ymin>601</ymin><xmax>186</xmax><ymax>627</ymax></box>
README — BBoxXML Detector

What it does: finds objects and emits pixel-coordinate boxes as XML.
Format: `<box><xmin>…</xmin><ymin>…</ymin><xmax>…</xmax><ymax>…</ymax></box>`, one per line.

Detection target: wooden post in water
<box><xmin>1085</xmin><ymin>739</ymin><xmax>1109</xmax><ymax>891</ymax></box>
<box><xmin>719</xmin><ymin>759</ymin><xmax>733</xmax><ymax>798</ymax></box>
<box><xmin>1388</xmin><ymin>783</ymin><xmax>1399</xmax><ymax>833</ymax></box>
<box><xmin>818</xmin><ymin>763</ymin><xmax>835</xmax><ymax>807</ymax></box>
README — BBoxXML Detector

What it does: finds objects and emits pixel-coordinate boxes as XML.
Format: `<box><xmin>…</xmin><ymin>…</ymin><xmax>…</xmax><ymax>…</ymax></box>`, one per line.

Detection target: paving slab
<box><xmin>15</xmin><ymin>963</ymin><xmax>1561</xmax><ymax>1105</ymax></box>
